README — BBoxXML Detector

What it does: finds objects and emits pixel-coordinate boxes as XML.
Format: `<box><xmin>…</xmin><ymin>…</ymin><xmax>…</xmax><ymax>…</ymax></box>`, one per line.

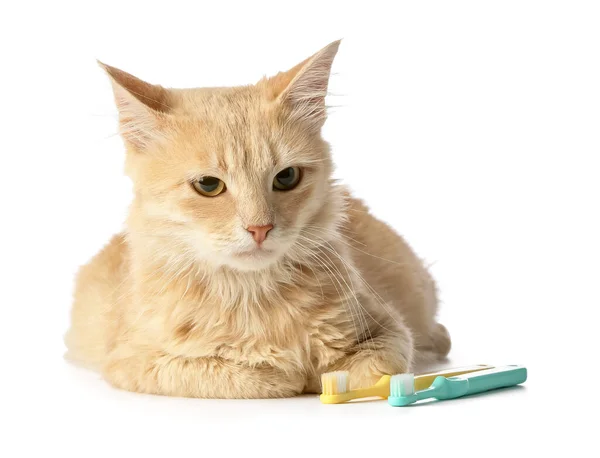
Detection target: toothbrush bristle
<box><xmin>321</xmin><ymin>371</ymin><xmax>349</xmax><ymax>395</ymax></box>
<box><xmin>390</xmin><ymin>373</ymin><xmax>415</xmax><ymax>397</ymax></box>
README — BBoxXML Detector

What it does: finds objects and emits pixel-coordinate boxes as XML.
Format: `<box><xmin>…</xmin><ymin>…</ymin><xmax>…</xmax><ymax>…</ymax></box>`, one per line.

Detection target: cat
<box><xmin>64</xmin><ymin>40</ymin><xmax>451</xmax><ymax>398</ymax></box>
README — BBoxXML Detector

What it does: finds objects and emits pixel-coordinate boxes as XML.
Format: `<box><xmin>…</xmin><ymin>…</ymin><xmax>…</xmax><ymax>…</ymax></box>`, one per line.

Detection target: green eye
<box><xmin>273</xmin><ymin>166</ymin><xmax>301</xmax><ymax>191</ymax></box>
<box><xmin>192</xmin><ymin>177</ymin><xmax>226</xmax><ymax>197</ymax></box>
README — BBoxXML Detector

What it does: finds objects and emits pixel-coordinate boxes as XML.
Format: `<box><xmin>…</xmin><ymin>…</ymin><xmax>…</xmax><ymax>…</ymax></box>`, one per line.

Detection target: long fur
<box><xmin>64</xmin><ymin>41</ymin><xmax>451</xmax><ymax>398</ymax></box>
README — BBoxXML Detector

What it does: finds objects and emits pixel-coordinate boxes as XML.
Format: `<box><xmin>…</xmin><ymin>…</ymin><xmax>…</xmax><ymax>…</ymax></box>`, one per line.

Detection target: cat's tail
<box><xmin>414</xmin><ymin>322</ymin><xmax>452</xmax><ymax>366</ymax></box>
<box><xmin>430</xmin><ymin>322</ymin><xmax>451</xmax><ymax>358</ymax></box>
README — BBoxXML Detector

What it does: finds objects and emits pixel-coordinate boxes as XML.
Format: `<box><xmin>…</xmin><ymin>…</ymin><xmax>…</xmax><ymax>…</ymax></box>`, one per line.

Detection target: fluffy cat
<box><xmin>64</xmin><ymin>40</ymin><xmax>451</xmax><ymax>398</ymax></box>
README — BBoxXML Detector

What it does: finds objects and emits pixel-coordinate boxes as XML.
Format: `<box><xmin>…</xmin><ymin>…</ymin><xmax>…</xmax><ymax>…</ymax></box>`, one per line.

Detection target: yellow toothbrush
<box><xmin>319</xmin><ymin>364</ymin><xmax>493</xmax><ymax>404</ymax></box>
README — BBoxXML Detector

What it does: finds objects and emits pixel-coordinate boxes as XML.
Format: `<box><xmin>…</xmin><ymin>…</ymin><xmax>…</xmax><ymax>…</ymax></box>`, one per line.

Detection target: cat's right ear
<box><xmin>262</xmin><ymin>40</ymin><xmax>340</xmax><ymax>132</ymax></box>
<box><xmin>98</xmin><ymin>61</ymin><xmax>173</xmax><ymax>150</ymax></box>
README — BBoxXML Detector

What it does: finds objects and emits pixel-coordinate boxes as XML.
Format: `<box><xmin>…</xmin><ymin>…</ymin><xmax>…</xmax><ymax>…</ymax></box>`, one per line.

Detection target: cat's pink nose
<box><xmin>246</xmin><ymin>224</ymin><xmax>274</xmax><ymax>244</ymax></box>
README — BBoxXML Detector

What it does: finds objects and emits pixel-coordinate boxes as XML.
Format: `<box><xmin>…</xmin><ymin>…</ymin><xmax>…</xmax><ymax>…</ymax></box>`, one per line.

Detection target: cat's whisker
<box><xmin>297</xmin><ymin>235</ymin><xmax>372</xmax><ymax>352</ymax></box>
<box><xmin>303</xmin><ymin>224</ymin><xmax>366</xmax><ymax>247</ymax></box>
<box><xmin>320</xmin><ymin>243</ymin><xmax>401</xmax><ymax>332</ymax></box>
<box><xmin>303</xmin><ymin>225</ymin><xmax>409</xmax><ymax>267</ymax></box>
<box><xmin>302</xmin><ymin>231</ymin><xmax>402</xmax><ymax>333</ymax></box>
<box><xmin>292</xmin><ymin>244</ymin><xmax>325</xmax><ymax>301</ymax></box>
<box><xmin>316</xmin><ymin>251</ymin><xmax>375</xmax><ymax>354</ymax></box>
<box><xmin>302</xmin><ymin>228</ymin><xmax>398</xmax><ymax>330</ymax></box>
<box><xmin>296</xmin><ymin>240</ymin><xmax>362</xmax><ymax>330</ymax></box>
<box><xmin>311</xmin><ymin>244</ymin><xmax>378</xmax><ymax>354</ymax></box>
<box><xmin>300</xmin><ymin>244</ymin><xmax>364</xmax><ymax>348</ymax></box>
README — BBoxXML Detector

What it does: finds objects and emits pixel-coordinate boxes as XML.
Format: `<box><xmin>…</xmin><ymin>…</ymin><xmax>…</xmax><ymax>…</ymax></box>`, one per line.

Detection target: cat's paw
<box><xmin>326</xmin><ymin>348</ymin><xmax>410</xmax><ymax>390</ymax></box>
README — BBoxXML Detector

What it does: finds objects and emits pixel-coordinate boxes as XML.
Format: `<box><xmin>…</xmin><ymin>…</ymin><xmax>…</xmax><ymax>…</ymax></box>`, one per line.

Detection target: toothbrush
<box><xmin>388</xmin><ymin>365</ymin><xmax>527</xmax><ymax>407</ymax></box>
<box><xmin>319</xmin><ymin>364</ymin><xmax>493</xmax><ymax>404</ymax></box>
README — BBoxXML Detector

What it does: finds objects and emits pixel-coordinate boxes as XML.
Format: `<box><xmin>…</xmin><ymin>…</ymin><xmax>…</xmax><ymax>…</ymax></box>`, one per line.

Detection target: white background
<box><xmin>1</xmin><ymin>1</ymin><xmax>598</xmax><ymax>456</ymax></box>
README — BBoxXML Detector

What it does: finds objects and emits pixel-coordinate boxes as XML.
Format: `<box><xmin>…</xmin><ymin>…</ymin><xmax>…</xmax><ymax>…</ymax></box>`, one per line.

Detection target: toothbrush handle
<box><xmin>464</xmin><ymin>366</ymin><xmax>527</xmax><ymax>396</ymax></box>
<box><xmin>352</xmin><ymin>375</ymin><xmax>391</xmax><ymax>399</ymax></box>
<box><xmin>351</xmin><ymin>387</ymin><xmax>386</xmax><ymax>399</ymax></box>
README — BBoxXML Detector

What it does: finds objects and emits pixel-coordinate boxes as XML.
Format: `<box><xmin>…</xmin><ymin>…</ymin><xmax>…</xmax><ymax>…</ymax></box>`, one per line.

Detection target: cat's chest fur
<box><xmin>164</xmin><ymin>264</ymin><xmax>353</xmax><ymax>374</ymax></box>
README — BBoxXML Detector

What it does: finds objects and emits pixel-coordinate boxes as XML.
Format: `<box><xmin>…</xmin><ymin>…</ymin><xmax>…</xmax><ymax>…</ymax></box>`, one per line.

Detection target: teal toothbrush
<box><xmin>388</xmin><ymin>365</ymin><xmax>527</xmax><ymax>407</ymax></box>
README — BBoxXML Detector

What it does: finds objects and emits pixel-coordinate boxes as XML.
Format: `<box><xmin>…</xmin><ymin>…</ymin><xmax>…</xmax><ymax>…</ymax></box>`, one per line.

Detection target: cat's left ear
<box><xmin>98</xmin><ymin>61</ymin><xmax>173</xmax><ymax>150</ymax></box>
<box><xmin>264</xmin><ymin>40</ymin><xmax>341</xmax><ymax>131</ymax></box>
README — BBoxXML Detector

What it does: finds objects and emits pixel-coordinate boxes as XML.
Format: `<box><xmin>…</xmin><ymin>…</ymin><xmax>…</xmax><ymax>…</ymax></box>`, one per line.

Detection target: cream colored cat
<box><xmin>64</xmin><ymin>40</ymin><xmax>451</xmax><ymax>398</ymax></box>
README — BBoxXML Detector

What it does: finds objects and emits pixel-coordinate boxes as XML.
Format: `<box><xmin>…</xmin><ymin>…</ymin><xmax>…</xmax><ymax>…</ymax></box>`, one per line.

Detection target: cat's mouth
<box><xmin>232</xmin><ymin>248</ymin><xmax>274</xmax><ymax>258</ymax></box>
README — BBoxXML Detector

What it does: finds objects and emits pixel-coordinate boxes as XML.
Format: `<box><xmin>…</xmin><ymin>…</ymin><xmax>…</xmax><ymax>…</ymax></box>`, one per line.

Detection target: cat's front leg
<box><xmin>103</xmin><ymin>348</ymin><xmax>305</xmax><ymax>399</ymax></box>
<box><xmin>319</xmin><ymin>323</ymin><xmax>414</xmax><ymax>391</ymax></box>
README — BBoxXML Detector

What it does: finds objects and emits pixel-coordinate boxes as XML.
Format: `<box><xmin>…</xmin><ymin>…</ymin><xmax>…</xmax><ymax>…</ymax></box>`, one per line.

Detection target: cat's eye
<box><xmin>192</xmin><ymin>176</ymin><xmax>226</xmax><ymax>197</ymax></box>
<box><xmin>273</xmin><ymin>166</ymin><xmax>301</xmax><ymax>191</ymax></box>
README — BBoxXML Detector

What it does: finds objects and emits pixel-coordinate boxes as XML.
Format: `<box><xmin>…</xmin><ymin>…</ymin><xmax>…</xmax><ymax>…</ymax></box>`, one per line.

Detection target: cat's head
<box><xmin>102</xmin><ymin>41</ymin><xmax>345</xmax><ymax>272</ymax></box>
